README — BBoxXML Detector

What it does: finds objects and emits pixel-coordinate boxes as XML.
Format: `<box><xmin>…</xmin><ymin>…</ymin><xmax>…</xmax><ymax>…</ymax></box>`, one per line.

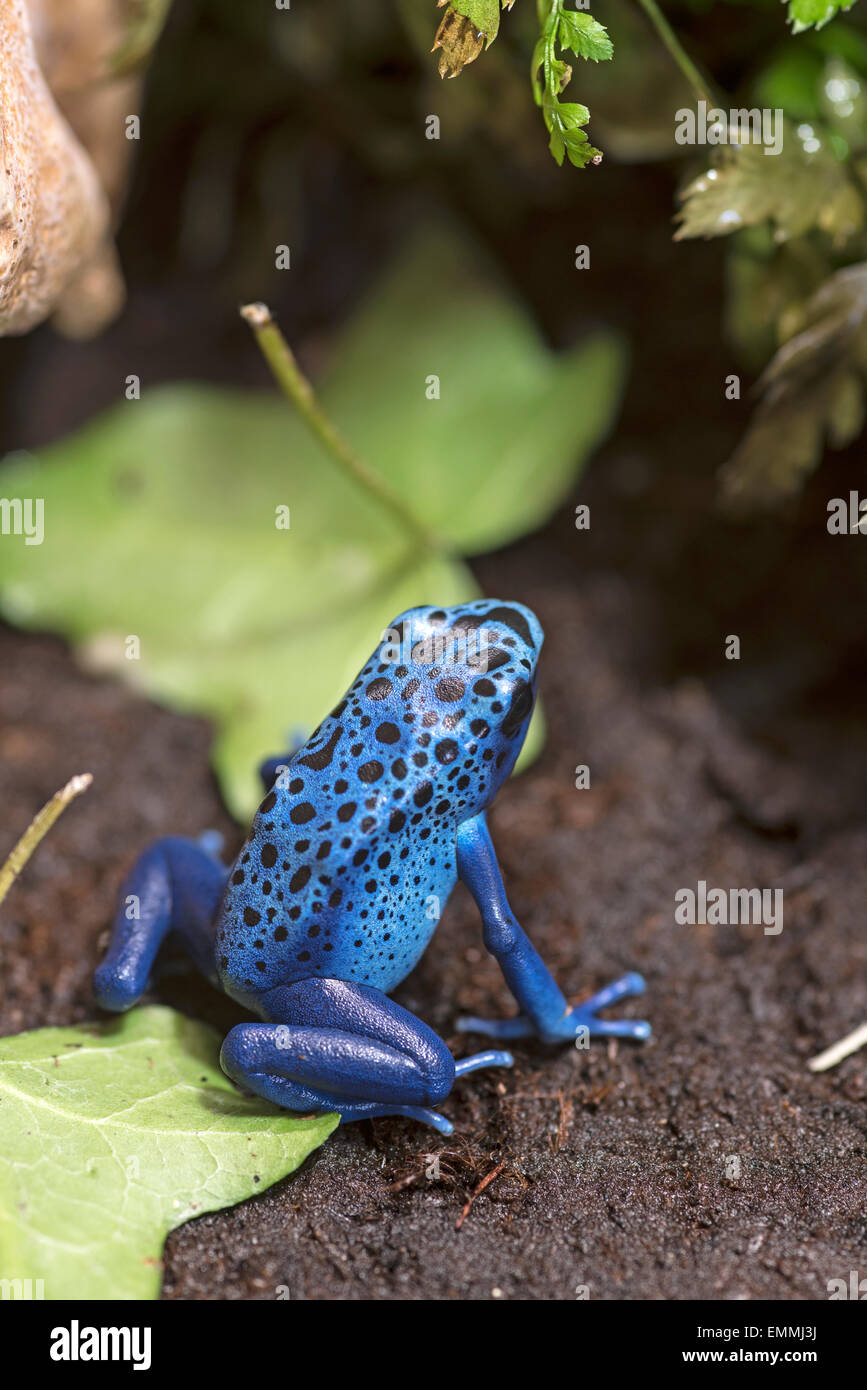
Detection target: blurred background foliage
<box><xmin>0</xmin><ymin>229</ymin><xmax>622</xmax><ymax>814</ymax></box>
<box><xmin>446</xmin><ymin>0</ymin><xmax>867</xmax><ymax>505</ymax></box>
<box><xmin>4</xmin><ymin>1</ymin><xmax>867</xmax><ymax>498</ymax></box>
<box><xmin>3</xmin><ymin>0</ymin><xmax>867</xmax><ymax>813</ymax></box>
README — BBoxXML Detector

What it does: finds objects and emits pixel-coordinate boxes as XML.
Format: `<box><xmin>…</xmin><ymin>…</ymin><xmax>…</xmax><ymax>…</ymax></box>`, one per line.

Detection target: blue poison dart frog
<box><xmin>94</xmin><ymin>601</ymin><xmax>650</xmax><ymax>1133</ymax></box>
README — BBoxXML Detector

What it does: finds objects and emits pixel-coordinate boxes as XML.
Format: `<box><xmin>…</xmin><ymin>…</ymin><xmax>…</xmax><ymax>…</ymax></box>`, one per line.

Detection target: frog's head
<box><xmin>380</xmin><ymin>598</ymin><xmax>544</xmax><ymax>807</ymax></box>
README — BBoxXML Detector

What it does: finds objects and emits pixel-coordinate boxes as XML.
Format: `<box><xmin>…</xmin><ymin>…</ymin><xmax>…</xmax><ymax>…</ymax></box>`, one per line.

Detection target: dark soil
<box><xmin>1</xmin><ymin>490</ymin><xmax>866</xmax><ymax>1298</ymax></box>
<box><xmin>1</xmin><ymin>3</ymin><xmax>866</xmax><ymax>1302</ymax></box>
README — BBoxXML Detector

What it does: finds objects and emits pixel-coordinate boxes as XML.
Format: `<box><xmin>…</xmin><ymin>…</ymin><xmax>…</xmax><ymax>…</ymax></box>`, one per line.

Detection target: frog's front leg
<box><xmin>93</xmin><ymin>835</ymin><xmax>227</xmax><ymax>1010</ymax></box>
<box><xmin>257</xmin><ymin>728</ymin><xmax>308</xmax><ymax>793</ymax></box>
<box><xmin>454</xmin><ymin>813</ymin><xmax>650</xmax><ymax>1045</ymax></box>
<box><xmin>219</xmin><ymin>977</ymin><xmax>513</xmax><ymax>1134</ymax></box>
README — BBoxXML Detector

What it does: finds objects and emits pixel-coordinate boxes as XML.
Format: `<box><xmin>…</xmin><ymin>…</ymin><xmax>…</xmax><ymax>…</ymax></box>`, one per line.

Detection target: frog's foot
<box><xmin>457</xmin><ymin>972</ymin><xmax>651</xmax><ymax>1045</ymax></box>
<box><xmin>220</xmin><ymin>978</ymin><xmax>513</xmax><ymax>1132</ymax></box>
<box><xmin>556</xmin><ymin>971</ymin><xmax>651</xmax><ymax>1042</ymax></box>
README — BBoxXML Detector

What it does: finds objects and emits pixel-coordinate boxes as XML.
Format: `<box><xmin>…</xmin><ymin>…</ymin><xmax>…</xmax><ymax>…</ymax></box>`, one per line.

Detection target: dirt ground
<box><xmin>1</xmin><ymin>20</ymin><xmax>866</xmax><ymax>1293</ymax></box>
<box><xmin>1</xmin><ymin>478</ymin><xmax>866</xmax><ymax>1298</ymax></box>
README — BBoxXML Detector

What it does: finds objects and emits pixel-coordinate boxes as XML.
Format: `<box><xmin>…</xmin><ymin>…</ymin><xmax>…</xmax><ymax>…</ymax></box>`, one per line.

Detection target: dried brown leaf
<box><xmin>432</xmin><ymin>5</ymin><xmax>485</xmax><ymax>79</ymax></box>
<box><xmin>721</xmin><ymin>263</ymin><xmax>867</xmax><ymax>510</ymax></box>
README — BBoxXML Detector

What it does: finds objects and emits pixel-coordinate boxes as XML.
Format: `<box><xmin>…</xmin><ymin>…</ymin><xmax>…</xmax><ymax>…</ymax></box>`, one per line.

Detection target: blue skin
<box><xmin>94</xmin><ymin>600</ymin><xmax>650</xmax><ymax>1134</ymax></box>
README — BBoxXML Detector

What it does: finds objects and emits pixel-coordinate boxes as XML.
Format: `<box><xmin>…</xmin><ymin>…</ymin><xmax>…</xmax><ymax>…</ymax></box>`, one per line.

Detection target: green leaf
<box><xmin>542</xmin><ymin>93</ymin><xmax>601</xmax><ymax>167</ymax></box>
<box><xmin>532</xmin><ymin>3</ymin><xmax>610</xmax><ymax>168</ymax></box>
<box><xmin>555</xmin><ymin>100</ymin><xmax>592</xmax><ymax>129</ymax></box>
<box><xmin>787</xmin><ymin>0</ymin><xmax>856</xmax><ymax>35</ymax></box>
<box><xmin>548</xmin><ymin>123</ymin><xmax>566</xmax><ymax>164</ymax></box>
<box><xmin>724</xmin><ymin>228</ymin><xmax>829</xmax><ymax>372</ymax></box>
<box><xmin>0</xmin><ymin>227</ymin><xmax>624</xmax><ymax>817</ymax></box>
<box><xmin>558</xmin><ymin>12</ymin><xmax>613</xmax><ymax>64</ymax></box>
<box><xmin>676</xmin><ymin>121</ymin><xmax>863</xmax><ymax>246</ymax></box>
<box><xmin>721</xmin><ymin>262</ymin><xmax>867</xmax><ymax>509</ymax></box>
<box><xmin>0</xmin><ymin>1006</ymin><xmax>337</xmax><ymax>1300</ymax></box>
<box><xmin>321</xmin><ymin>230</ymin><xmax>622</xmax><ymax>550</ymax></box>
<box><xmin>109</xmin><ymin>0</ymin><xmax>172</xmax><ymax>77</ymax></box>
<box><xmin>450</xmin><ymin>0</ymin><xmax>502</xmax><ymax>44</ymax></box>
<box><xmin>564</xmin><ymin>132</ymin><xmax>602</xmax><ymax>168</ymax></box>
<box><xmin>754</xmin><ymin>44</ymin><xmax>824</xmax><ymax>122</ymax></box>
<box><xmin>442</xmin><ymin>1</ymin><xmax>610</xmax><ymax>168</ymax></box>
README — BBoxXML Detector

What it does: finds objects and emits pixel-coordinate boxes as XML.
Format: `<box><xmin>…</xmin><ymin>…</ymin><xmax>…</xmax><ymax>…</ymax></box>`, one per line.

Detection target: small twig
<box><xmin>455</xmin><ymin>1160</ymin><xmax>506</xmax><ymax>1231</ymax></box>
<box><xmin>388</xmin><ymin>1168</ymin><xmax>423</xmax><ymax>1194</ymax></box>
<box><xmin>634</xmin><ymin>0</ymin><xmax>716</xmax><ymax>107</ymax></box>
<box><xmin>551</xmin><ymin>1087</ymin><xmax>573</xmax><ymax>1153</ymax></box>
<box><xmin>240</xmin><ymin>302</ymin><xmax>439</xmax><ymax>551</ymax></box>
<box><xmin>808</xmin><ymin>1023</ymin><xmax>867</xmax><ymax>1073</ymax></box>
<box><xmin>0</xmin><ymin>774</ymin><xmax>93</xmax><ymax>909</ymax></box>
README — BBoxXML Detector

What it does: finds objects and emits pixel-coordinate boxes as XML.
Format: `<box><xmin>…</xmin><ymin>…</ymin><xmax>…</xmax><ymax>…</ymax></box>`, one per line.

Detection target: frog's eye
<box><xmin>502</xmin><ymin>681</ymin><xmax>533</xmax><ymax>737</ymax></box>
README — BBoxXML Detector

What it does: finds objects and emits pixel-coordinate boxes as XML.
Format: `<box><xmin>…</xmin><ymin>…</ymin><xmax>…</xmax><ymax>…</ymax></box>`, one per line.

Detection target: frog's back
<box><xmin>216</xmin><ymin>601</ymin><xmax>541</xmax><ymax>1007</ymax></box>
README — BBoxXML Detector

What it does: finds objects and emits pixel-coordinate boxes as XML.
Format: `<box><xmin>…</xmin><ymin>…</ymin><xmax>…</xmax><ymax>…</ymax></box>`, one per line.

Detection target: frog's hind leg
<box><xmin>220</xmin><ymin>977</ymin><xmax>513</xmax><ymax>1134</ymax></box>
<box><xmin>93</xmin><ymin>835</ymin><xmax>228</xmax><ymax>1011</ymax></box>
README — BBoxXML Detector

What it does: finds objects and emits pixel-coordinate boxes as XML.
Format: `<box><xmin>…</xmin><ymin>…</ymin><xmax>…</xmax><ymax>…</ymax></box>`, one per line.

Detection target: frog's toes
<box><xmin>454</xmin><ymin>1049</ymin><xmax>514</xmax><ymax>1074</ymax></box>
<box><xmin>376</xmin><ymin>1053</ymin><xmax>512</xmax><ymax>1134</ymax></box>
<box><xmin>456</xmin><ymin>974</ymin><xmax>650</xmax><ymax>1044</ymax></box>
<box><xmin>455</xmin><ymin>1014</ymin><xmax>536</xmax><ymax>1040</ymax></box>
<box><xmin>392</xmin><ymin>1106</ymin><xmax>454</xmax><ymax>1135</ymax></box>
<box><xmin>568</xmin><ymin>972</ymin><xmax>651</xmax><ymax>1040</ymax></box>
<box><xmin>331</xmin><ymin>1102</ymin><xmax>455</xmax><ymax>1132</ymax></box>
<box><xmin>196</xmin><ymin>829</ymin><xmax>225</xmax><ymax>860</ymax></box>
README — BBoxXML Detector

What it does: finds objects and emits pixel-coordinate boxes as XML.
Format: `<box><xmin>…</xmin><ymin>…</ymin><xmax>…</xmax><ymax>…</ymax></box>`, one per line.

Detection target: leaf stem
<box><xmin>634</xmin><ymin>0</ymin><xmax>715</xmax><ymax>107</ymax></box>
<box><xmin>0</xmin><ymin>774</ymin><xmax>93</xmax><ymax>909</ymax></box>
<box><xmin>240</xmin><ymin>302</ymin><xmax>440</xmax><ymax>552</ymax></box>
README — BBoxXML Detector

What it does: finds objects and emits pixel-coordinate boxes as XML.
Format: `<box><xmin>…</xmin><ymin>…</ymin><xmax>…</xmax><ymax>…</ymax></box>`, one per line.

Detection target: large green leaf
<box><xmin>321</xmin><ymin>230</ymin><xmax>623</xmax><ymax>552</ymax></box>
<box><xmin>0</xmin><ymin>227</ymin><xmax>623</xmax><ymax>816</ymax></box>
<box><xmin>0</xmin><ymin>1007</ymin><xmax>337</xmax><ymax>1300</ymax></box>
